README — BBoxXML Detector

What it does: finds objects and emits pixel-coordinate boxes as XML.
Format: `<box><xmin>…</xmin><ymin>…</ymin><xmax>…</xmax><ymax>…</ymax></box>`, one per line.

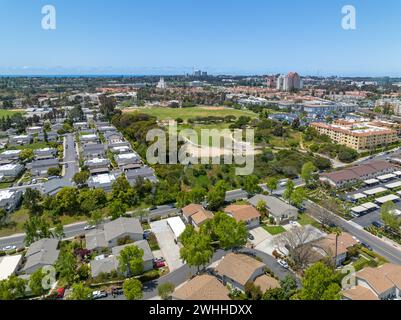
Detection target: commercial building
<box><xmin>311</xmin><ymin>121</ymin><xmax>398</xmax><ymax>151</ymax></box>
<box><xmin>320</xmin><ymin>160</ymin><xmax>395</xmax><ymax>188</ymax></box>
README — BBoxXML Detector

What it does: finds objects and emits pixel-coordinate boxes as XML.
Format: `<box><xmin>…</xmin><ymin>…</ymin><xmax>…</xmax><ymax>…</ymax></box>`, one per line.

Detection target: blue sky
<box><xmin>0</xmin><ymin>0</ymin><xmax>401</xmax><ymax>76</ymax></box>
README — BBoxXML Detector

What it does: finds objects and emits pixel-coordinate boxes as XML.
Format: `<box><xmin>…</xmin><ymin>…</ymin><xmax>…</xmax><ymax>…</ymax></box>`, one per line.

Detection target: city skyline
<box><xmin>1</xmin><ymin>0</ymin><xmax>401</xmax><ymax>76</ymax></box>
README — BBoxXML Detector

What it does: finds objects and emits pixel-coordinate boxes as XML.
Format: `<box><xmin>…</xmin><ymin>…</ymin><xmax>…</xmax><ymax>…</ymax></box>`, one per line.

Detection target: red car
<box><xmin>57</xmin><ymin>288</ymin><xmax>65</xmax><ymax>299</ymax></box>
<box><xmin>153</xmin><ymin>261</ymin><xmax>165</xmax><ymax>268</ymax></box>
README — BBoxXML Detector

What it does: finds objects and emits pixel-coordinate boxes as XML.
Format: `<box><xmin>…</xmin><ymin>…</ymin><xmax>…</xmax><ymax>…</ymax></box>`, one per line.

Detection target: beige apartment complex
<box><xmin>311</xmin><ymin>121</ymin><xmax>398</xmax><ymax>151</ymax></box>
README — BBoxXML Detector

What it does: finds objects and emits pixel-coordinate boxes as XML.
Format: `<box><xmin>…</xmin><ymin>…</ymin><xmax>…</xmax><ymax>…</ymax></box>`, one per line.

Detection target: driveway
<box><xmin>150</xmin><ymin>220</ymin><xmax>184</xmax><ymax>272</ymax></box>
<box><xmin>249</xmin><ymin>227</ymin><xmax>272</xmax><ymax>246</ymax></box>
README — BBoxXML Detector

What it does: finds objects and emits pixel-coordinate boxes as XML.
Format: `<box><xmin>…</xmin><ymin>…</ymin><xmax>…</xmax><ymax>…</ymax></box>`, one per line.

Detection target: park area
<box><xmin>122</xmin><ymin>106</ymin><xmax>257</xmax><ymax>121</ymax></box>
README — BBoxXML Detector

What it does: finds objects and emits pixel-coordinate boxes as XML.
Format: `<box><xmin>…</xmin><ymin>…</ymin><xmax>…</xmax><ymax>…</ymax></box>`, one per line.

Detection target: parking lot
<box><xmin>149</xmin><ymin>220</ymin><xmax>184</xmax><ymax>272</ymax></box>
<box><xmin>346</xmin><ymin>173</ymin><xmax>401</xmax><ymax>228</ymax></box>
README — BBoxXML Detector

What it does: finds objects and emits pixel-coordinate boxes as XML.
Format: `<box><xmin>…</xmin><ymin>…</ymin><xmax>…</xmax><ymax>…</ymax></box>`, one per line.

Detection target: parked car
<box><xmin>2</xmin><ymin>245</ymin><xmax>16</xmax><ymax>251</ymax></box>
<box><xmin>57</xmin><ymin>288</ymin><xmax>65</xmax><ymax>299</ymax></box>
<box><xmin>247</xmin><ymin>233</ymin><xmax>255</xmax><ymax>240</ymax></box>
<box><xmin>289</xmin><ymin>221</ymin><xmax>298</xmax><ymax>226</ymax></box>
<box><xmin>277</xmin><ymin>259</ymin><xmax>289</xmax><ymax>269</ymax></box>
<box><xmin>84</xmin><ymin>225</ymin><xmax>96</xmax><ymax>231</ymax></box>
<box><xmin>31</xmin><ymin>179</ymin><xmax>37</xmax><ymax>184</ymax></box>
<box><xmin>372</xmin><ymin>221</ymin><xmax>384</xmax><ymax>228</ymax></box>
<box><xmin>93</xmin><ymin>290</ymin><xmax>107</xmax><ymax>299</ymax></box>
<box><xmin>154</xmin><ymin>257</ymin><xmax>165</xmax><ymax>263</ymax></box>
<box><xmin>153</xmin><ymin>261</ymin><xmax>166</xmax><ymax>269</ymax></box>
<box><xmin>111</xmin><ymin>287</ymin><xmax>123</xmax><ymax>296</ymax></box>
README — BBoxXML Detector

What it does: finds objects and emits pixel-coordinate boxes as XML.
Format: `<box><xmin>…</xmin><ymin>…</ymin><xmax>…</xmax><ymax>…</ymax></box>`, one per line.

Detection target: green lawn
<box><xmin>125</xmin><ymin>106</ymin><xmax>257</xmax><ymax>121</ymax></box>
<box><xmin>0</xmin><ymin>208</ymin><xmax>30</xmax><ymax>237</ymax></box>
<box><xmin>298</xmin><ymin>213</ymin><xmax>319</xmax><ymax>227</ymax></box>
<box><xmin>0</xmin><ymin>109</ymin><xmax>24</xmax><ymax>117</ymax></box>
<box><xmin>262</xmin><ymin>224</ymin><xmax>286</xmax><ymax>235</ymax></box>
<box><xmin>9</xmin><ymin>142</ymin><xmax>50</xmax><ymax>151</ymax></box>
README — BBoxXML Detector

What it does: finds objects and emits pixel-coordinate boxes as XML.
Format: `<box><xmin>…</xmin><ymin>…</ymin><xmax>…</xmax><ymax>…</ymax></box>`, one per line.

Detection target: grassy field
<box><xmin>262</xmin><ymin>224</ymin><xmax>286</xmax><ymax>235</ymax></box>
<box><xmin>9</xmin><ymin>142</ymin><xmax>50</xmax><ymax>151</ymax></box>
<box><xmin>0</xmin><ymin>109</ymin><xmax>24</xmax><ymax>117</ymax></box>
<box><xmin>124</xmin><ymin>106</ymin><xmax>257</xmax><ymax>121</ymax></box>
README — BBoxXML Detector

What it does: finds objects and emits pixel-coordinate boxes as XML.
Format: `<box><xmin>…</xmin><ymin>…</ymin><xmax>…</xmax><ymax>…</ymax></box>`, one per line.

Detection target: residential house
<box><xmin>215</xmin><ymin>253</ymin><xmax>265</xmax><ymax>292</ymax></box>
<box><xmin>22</xmin><ymin>238</ymin><xmax>60</xmax><ymax>275</ymax></box>
<box><xmin>172</xmin><ymin>275</ymin><xmax>230</xmax><ymax>300</ymax></box>
<box><xmin>0</xmin><ymin>255</ymin><xmax>23</xmax><ymax>281</ymax></box>
<box><xmin>0</xmin><ymin>189</ymin><xmax>22</xmax><ymax>212</ymax></box>
<box><xmin>84</xmin><ymin>158</ymin><xmax>110</xmax><ymax>175</ymax></box>
<box><xmin>34</xmin><ymin>148</ymin><xmax>57</xmax><ymax>160</ymax></box>
<box><xmin>9</xmin><ymin>135</ymin><xmax>32</xmax><ymax>146</ymax></box>
<box><xmin>125</xmin><ymin>166</ymin><xmax>158</xmax><ymax>185</ymax></box>
<box><xmin>342</xmin><ymin>263</ymin><xmax>401</xmax><ymax>300</ymax></box>
<box><xmin>42</xmin><ymin>178</ymin><xmax>73</xmax><ymax>196</ymax></box>
<box><xmin>248</xmin><ymin>194</ymin><xmax>298</xmax><ymax>225</ymax></box>
<box><xmin>90</xmin><ymin>255</ymin><xmax>119</xmax><ymax>278</ymax></box>
<box><xmin>80</xmin><ymin>134</ymin><xmax>99</xmax><ymax>144</ymax></box>
<box><xmin>38</xmin><ymin>131</ymin><xmax>58</xmax><ymax>142</ymax></box>
<box><xmin>0</xmin><ymin>150</ymin><xmax>22</xmax><ymax>161</ymax></box>
<box><xmin>73</xmin><ymin>122</ymin><xmax>89</xmax><ymax>131</ymax></box>
<box><xmin>112</xmin><ymin>240</ymin><xmax>154</xmax><ymax>271</ymax></box>
<box><xmin>181</xmin><ymin>204</ymin><xmax>213</xmax><ymax>229</ymax></box>
<box><xmin>26</xmin><ymin>126</ymin><xmax>43</xmax><ymax>135</ymax></box>
<box><xmin>88</xmin><ymin>173</ymin><xmax>116</xmax><ymax>192</ymax></box>
<box><xmin>223</xmin><ymin>204</ymin><xmax>261</xmax><ymax>229</ymax></box>
<box><xmin>253</xmin><ymin>275</ymin><xmax>281</xmax><ymax>293</ymax></box>
<box><xmin>82</xmin><ymin>143</ymin><xmax>106</xmax><ymax>160</ymax></box>
<box><xmin>103</xmin><ymin>217</ymin><xmax>144</xmax><ymax>247</ymax></box>
<box><xmin>115</xmin><ymin>152</ymin><xmax>141</xmax><ymax>171</ymax></box>
<box><xmin>0</xmin><ymin>163</ymin><xmax>24</xmax><ymax>179</ymax></box>
<box><xmin>98</xmin><ymin>125</ymin><xmax>117</xmax><ymax>133</ymax></box>
<box><xmin>311</xmin><ymin>232</ymin><xmax>358</xmax><ymax>267</ymax></box>
<box><xmin>111</xmin><ymin>145</ymin><xmax>132</xmax><ymax>154</ymax></box>
<box><xmin>29</xmin><ymin>158</ymin><xmax>60</xmax><ymax>177</ymax></box>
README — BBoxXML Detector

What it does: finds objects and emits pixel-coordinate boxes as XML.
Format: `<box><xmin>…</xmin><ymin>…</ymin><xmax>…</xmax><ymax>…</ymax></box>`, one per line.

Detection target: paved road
<box><xmin>305</xmin><ymin>200</ymin><xmax>401</xmax><ymax>265</ymax></box>
<box><xmin>63</xmin><ymin>133</ymin><xmax>79</xmax><ymax>181</ymax></box>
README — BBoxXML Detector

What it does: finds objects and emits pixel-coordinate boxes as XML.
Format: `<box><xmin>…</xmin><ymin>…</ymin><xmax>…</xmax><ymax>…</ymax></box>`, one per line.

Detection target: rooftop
<box><xmin>172</xmin><ymin>275</ymin><xmax>230</xmax><ymax>300</ymax></box>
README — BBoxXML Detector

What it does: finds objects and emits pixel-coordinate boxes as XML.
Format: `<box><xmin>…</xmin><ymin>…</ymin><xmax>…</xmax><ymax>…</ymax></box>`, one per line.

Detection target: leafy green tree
<box><xmin>23</xmin><ymin>216</ymin><xmax>53</xmax><ymax>246</ymax></box>
<box><xmin>89</xmin><ymin>210</ymin><xmax>103</xmax><ymax>226</ymax></box>
<box><xmin>283</xmin><ymin>179</ymin><xmax>295</xmax><ymax>201</ymax></box>
<box><xmin>158</xmin><ymin>282</ymin><xmax>175</xmax><ymax>300</ymax></box>
<box><xmin>290</xmin><ymin>188</ymin><xmax>306</xmax><ymax>208</ymax></box>
<box><xmin>381</xmin><ymin>201</ymin><xmax>401</xmax><ymax>231</ymax></box>
<box><xmin>243</xmin><ymin>175</ymin><xmax>261</xmax><ymax>195</ymax></box>
<box><xmin>296</xmin><ymin>262</ymin><xmax>340</xmax><ymax>300</ymax></box>
<box><xmin>29</xmin><ymin>268</ymin><xmax>47</xmax><ymax>297</ymax></box>
<box><xmin>301</xmin><ymin>162</ymin><xmax>316</xmax><ymax>185</ymax></box>
<box><xmin>266</xmin><ymin>177</ymin><xmax>278</xmax><ymax>194</ymax></box>
<box><xmin>118</xmin><ymin>245</ymin><xmax>144</xmax><ymax>277</ymax></box>
<box><xmin>0</xmin><ymin>275</ymin><xmax>27</xmax><ymax>300</ymax></box>
<box><xmin>48</xmin><ymin>166</ymin><xmax>61</xmax><ymax>177</ymax></box>
<box><xmin>0</xmin><ymin>208</ymin><xmax>7</xmax><ymax>226</ymax></box>
<box><xmin>55</xmin><ymin>248</ymin><xmax>77</xmax><ymax>284</ymax></box>
<box><xmin>245</xmin><ymin>281</ymin><xmax>263</xmax><ymax>300</ymax></box>
<box><xmin>20</xmin><ymin>148</ymin><xmax>34</xmax><ymax>161</ymax></box>
<box><xmin>22</xmin><ymin>188</ymin><xmax>43</xmax><ymax>215</ymax></box>
<box><xmin>201</xmin><ymin>212</ymin><xmax>247</xmax><ymax>249</ymax></box>
<box><xmin>53</xmin><ymin>222</ymin><xmax>65</xmax><ymax>240</ymax></box>
<box><xmin>123</xmin><ymin>278</ymin><xmax>143</xmax><ymax>300</ymax></box>
<box><xmin>54</xmin><ymin>187</ymin><xmax>80</xmax><ymax>215</ymax></box>
<box><xmin>256</xmin><ymin>200</ymin><xmax>267</xmax><ymax>217</ymax></box>
<box><xmin>108</xmin><ymin>199</ymin><xmax>127</xmax><ymax>220</ymax></box>
<box><xmin>207</xmin><ymin>181</ymin><xmax>227</xmax><ymax>211</ymax></box>
<box><xmin>180</xmin><ymin>232</ymin><xmax>213</xmax><ymax>272</ymax></box>
<box><xmin>72</xmin><ymin>171</ymin><xmax>90</xmax><ymax>187</ymax></box>
<box><xmin>69</xmin><ymin>283</ymin><xmax>93</xmax><ymax>300</ymax></box>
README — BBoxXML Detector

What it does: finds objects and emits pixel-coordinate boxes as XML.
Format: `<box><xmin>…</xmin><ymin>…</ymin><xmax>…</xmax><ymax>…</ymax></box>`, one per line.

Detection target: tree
<box><xmin>54</xmin><ymin>187</ymin><xmax>80</xmax><ymax>216</ymax></box>
<box><xmin>22</xmin><ymin>188</ymin><xmax>43</xmax><ymax>215</ymax></box>
<box><xmin>89</xmin><ymin>210</ymin><xmax>103</xmax><ymax>226</ymax></box>
<box><xmin>55</xmin><ymin>248</ymin><xmax>77</xmax><ymax>284</ymax></box>
<box><xmin>53</xmin><ymin>222</ymin><xmax>65</xmax><ymax>240</ymax></box>
<box><xmin>290</xmin><ymin>188</ymin><xmax>306</xmax><ymax>208</ymax></box>
<box><xmin>0</xmin><ymin>208</ymin><xmax>7</xmax><ymax>226</ymax></box>
<box><xmin>72</xmin><ymin>171</ymin><xmax>90</xmax><ymax>187</ymax></box>
<box><xmin>381</xmin><ymin>201</ymin><xmax>401</xmax><ymax>231</ymax></box>
<box><xmin>256</xmin><ymin>200</ymin><xmax>267</xmax><ymax>217</ymax></box>
<box><xmin>245</xmin><ymin>281</ymin><xmax>263</xmax><ymax>300</ymax></box>
<box><xmin>24</xmin><ymin>216</ymin><xmax>53</xmax><ymax>246</ymax></box>
<box><xmin>29</xmin><ymin>268</ymin><xmax>47</xmax><ymax>297</ymax></box>
<box><xmin>283</xmin><ymin>179</ymin><xmax>295</xmax><ymax>201</ymax></box>
<box><xmin>157</xmin><ymin>282</ymin><xmax>175</xmax><ymax>300</ymax></box>
<box><xmin>118</xmin><ymin>245</ymin><xmax>144</xmax><ymax>277</ymax></box>
<box><xmin>108</xmin><ymin>199</ymin><xmax>127</xmax><ymax>220</ymax></box>
<box><xmin>180</xmin><ymin>231</ymin><xmax>213</xmax><ymax>272</ymax></box>
<box><xmin>0</xmin><ymin>275</ymin><xmax>27</xmax><ymax>300</ymax></box>
<box><xmin>20</xmin><ymin>148</ymin><xmax>34</xmax><ymax>161</ymax></box>
<box><xmin>243</xmin><ymin>175</ymin><xmax>261</xmax><ymax>195</ymax></box>
<box><xmin>48</xmin><ymin>166</ymin><xmax>61</xmax><ymax>177</ymax></box>
<box><xmin>301</xmin><ymin>162</ymin><xmax>316</xmax><ymax>185</ymax></box>
<box><xmin>69</xmin><ymin>283</ymin><xmax>93</xmax><ymax>300</ymax></box>
<box><xmin>266</xmin><ymin>177</ymin><xmax>278</xmax><ymax>194</ymax></box>
<box><xmin>296</xmin><ymin>262</ymin><xmax>340</xmax><ymax>300</ymax></box>
<box><xmin>274</xmin><ymin>226</ymin><xmax>321</xmax><ymax>270</ymax></box>
<box><xmin>201</xmin><ymin>212</ymin><xmax>247</xmax><ymax>249</ymax></box>
<box><xmin>123</xmin><ymin>278</ymin><xmax>143</xmax><ymax>300</ymax></box>
<box><xmin>206</xmin><ymin>182</ymin><xmax>227</xmax><ymax>211</ymax></box>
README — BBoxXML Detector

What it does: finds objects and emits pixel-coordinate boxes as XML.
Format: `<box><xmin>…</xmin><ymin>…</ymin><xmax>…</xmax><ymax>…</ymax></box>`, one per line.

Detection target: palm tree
<box><xmin>331</xmin><ymin>227</ymin><xmax>342</xmax><ymax>269</ymax></box>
